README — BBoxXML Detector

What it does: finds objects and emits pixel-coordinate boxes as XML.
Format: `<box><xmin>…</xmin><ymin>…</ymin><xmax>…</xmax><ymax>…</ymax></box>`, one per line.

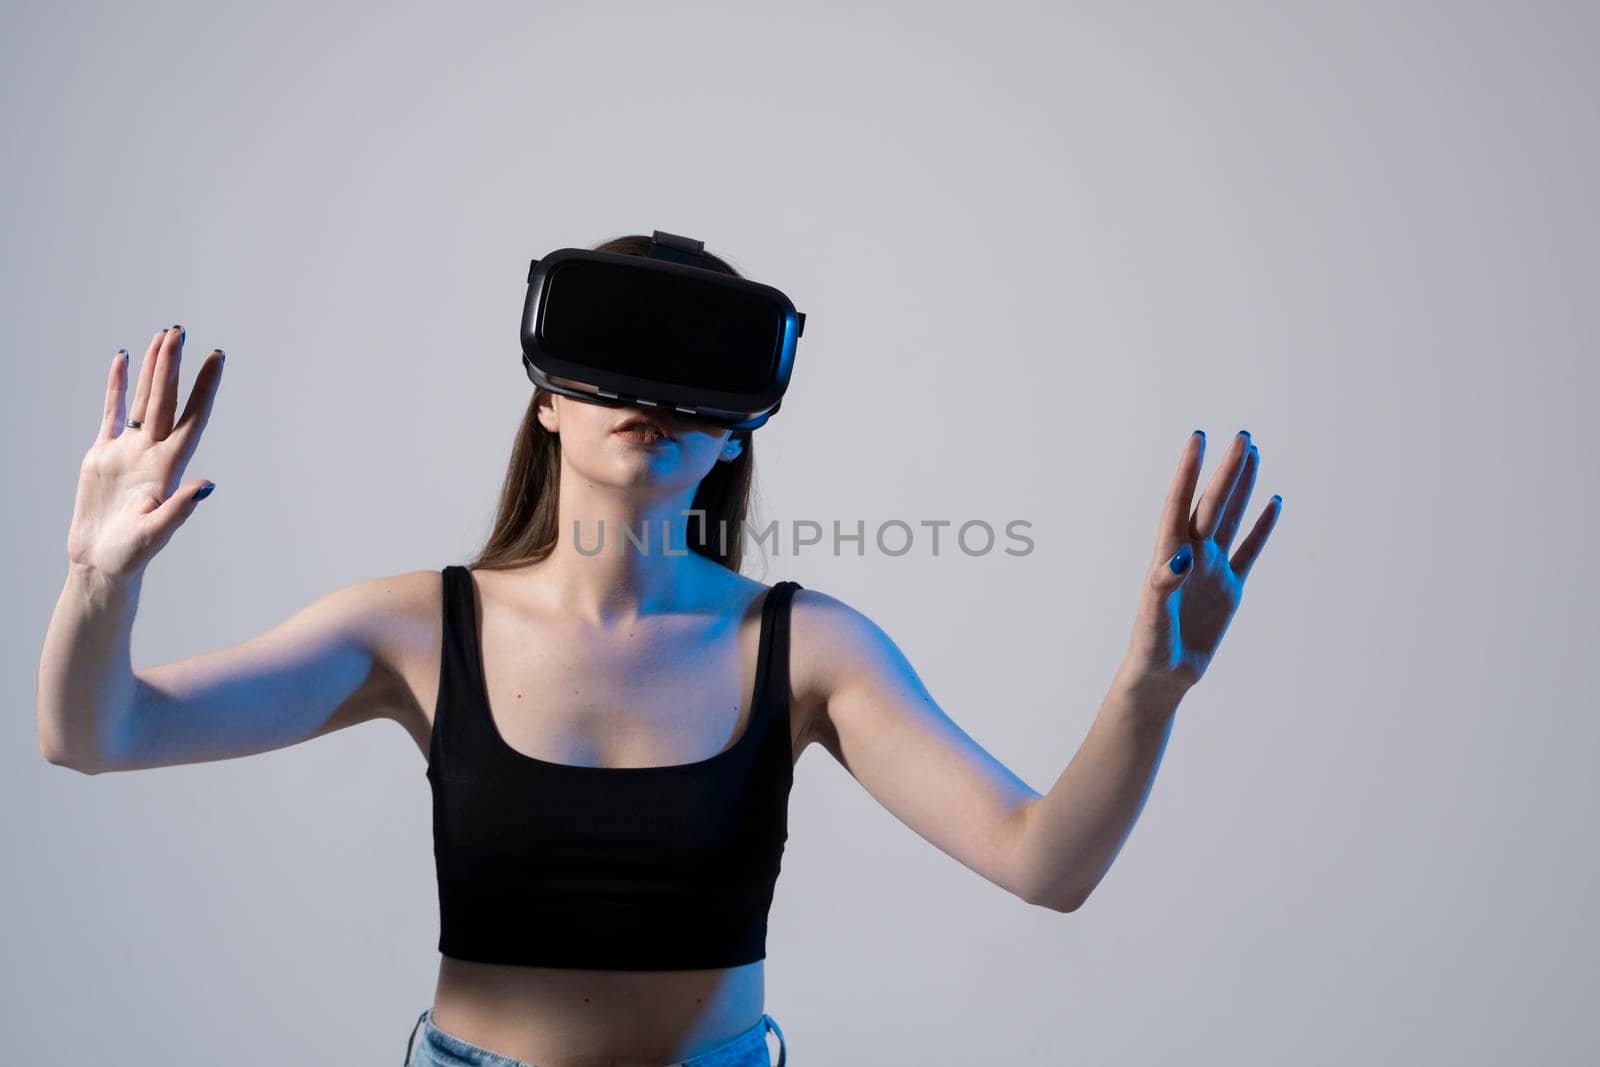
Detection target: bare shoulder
<box><xmin>787</xmin><ymin>584</ymin><xmax>886</xmax><ymax>671</ymax></box>
<box><xmin>786</xmin><ymin>585</ymin><xmax>891</xmax><ymax>749</ymax></box>
<box><xmin>299</xmin><ymin>566</ymin><xmax>447</xmax><ymax>735</ymax></box>
<box><xmin>355</xmin><ymin>567</ymin><xmax>450</xmax><ymax>747</ymax></box>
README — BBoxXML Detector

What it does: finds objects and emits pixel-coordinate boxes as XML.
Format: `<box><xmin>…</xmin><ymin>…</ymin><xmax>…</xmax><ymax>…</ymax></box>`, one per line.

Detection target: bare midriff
<box><xmin>427</xmin><ymin>955</ymin><xmax>767</xmax><ymax>1066</ymax></box>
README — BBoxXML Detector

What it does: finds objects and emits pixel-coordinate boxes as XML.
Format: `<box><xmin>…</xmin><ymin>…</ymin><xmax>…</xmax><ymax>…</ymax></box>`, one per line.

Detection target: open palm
<box><xmin>67</xmin><ymin>326</ymin><xmax>225</xmax><ymax>579</ymax></box>
<box><xmin>1120</xmin><ymin>429</ymin><xmax>1281</xmax><ymax>697</ymax></box>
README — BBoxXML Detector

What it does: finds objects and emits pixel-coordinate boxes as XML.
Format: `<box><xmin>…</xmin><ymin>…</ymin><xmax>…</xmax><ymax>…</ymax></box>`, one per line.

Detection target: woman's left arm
<box><xmin>1017</xmin><ymin>430</ymin><xmax>1281</xmax><ymax>910</ymax></box>
<box><xmin>797</xmin><ymin>429</ymin><xmax>1281</xmax><ymax>912</ymax></box>
<box><xmin>791</xmin><ymin>586</ymin><xmax>1046</xmax><ymax>905</ymax></box>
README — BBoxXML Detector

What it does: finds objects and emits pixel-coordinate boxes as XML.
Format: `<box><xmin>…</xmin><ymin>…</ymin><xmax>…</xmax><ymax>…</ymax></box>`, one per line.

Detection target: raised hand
<box><xmin>66</xmin><ymin>326</ymin><xmax>226</xmax><ymax>580</ymax></box>
<box><xmin>1118</xmin><ymin>429</ymin><xmax>1282</xmax><ymax>699</ymax></box>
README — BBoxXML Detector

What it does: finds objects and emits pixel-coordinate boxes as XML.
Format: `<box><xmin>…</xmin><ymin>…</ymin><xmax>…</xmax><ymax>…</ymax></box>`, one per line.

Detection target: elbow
<box><xmin>1025</xmin><ymin>882</ymin><xmax>1088</xmax><ymax>914</ymax></box>
<box><xmin>38</xmin><ymin>693</ymin><xmax>136</xmax><ymax>775</ymax></box>
<box><xmin>39</xmin><ymin>727</ymin><xmax>104</xmax><ymax>776</ymax></box>
<box><xmin>38</xmin><ymin>726</ymin><xmax>71</xmax><ymax>769</ymax></box>
<box><xmin>41</xmin><ymin>747</ymin><xmax>93</xmax><ymax>775</ymax></box>
<box><xmin>1037</xmin><ymin>895</ymin><xmax>1084</xmax><ymax>914</ymax></box>
<box><xmin>42</xmin><ymin>743</ymin><xmax>103</xmax><ymax>775</ymax></box>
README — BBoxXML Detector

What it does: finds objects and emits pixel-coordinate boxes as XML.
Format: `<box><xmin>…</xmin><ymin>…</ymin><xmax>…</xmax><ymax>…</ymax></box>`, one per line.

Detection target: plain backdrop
<box><xmin>5</xmin><ymin>2</ymin><xmax>1596</xmax><ymax>1064</ymax></box>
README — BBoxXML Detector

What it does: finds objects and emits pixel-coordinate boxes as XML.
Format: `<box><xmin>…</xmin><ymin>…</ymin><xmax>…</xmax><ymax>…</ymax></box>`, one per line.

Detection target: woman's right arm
<box><xmin>38</xmin><ymin>325</ymin><xmax>432</xmax><ymax>774</ymax></box>
<box><xmin>38</xmin><ymin>563</ymin><xmax>433</xmax><ymax>774</ymax></box>
<box><xmin>37</xmin><ymin>562</ymin><xmax>142</xmax><ymax>770</ymax></box>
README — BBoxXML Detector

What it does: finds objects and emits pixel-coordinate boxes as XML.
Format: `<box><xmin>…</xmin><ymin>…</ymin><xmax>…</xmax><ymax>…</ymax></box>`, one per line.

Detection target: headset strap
<box><xmin>650</xmin><ymin>229</ymin><xmax>706</xmax><ymax>267</ymax></box>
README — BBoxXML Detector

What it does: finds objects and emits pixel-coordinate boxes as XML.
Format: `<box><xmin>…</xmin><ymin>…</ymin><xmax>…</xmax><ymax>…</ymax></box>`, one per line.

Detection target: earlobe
<box><xmin>534</xmin><ymin>391</ymin><xmax>560</xmax><ymax>434</ymax></box>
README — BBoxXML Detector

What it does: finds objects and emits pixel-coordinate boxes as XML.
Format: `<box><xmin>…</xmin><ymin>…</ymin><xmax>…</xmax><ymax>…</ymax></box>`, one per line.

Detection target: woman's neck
<box><xmin>535</xmin><ymin>477</ymin><xmax>718</xmax><ymax>626</ymax></box>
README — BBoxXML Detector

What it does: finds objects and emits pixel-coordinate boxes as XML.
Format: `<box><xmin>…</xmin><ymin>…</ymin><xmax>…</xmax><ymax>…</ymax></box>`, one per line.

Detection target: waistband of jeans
<box><xmin>406</xmin><ymin>1008</ymin><xmax>784</xmax><ymax>1066</ymax></box>
<box><xmin>676</xmin><ymin>1012</ymin><xmax>775</xmax><ymax>1063</ymax></box>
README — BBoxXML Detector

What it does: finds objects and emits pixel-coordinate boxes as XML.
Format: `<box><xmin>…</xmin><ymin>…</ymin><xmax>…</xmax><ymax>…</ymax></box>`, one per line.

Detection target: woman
<box><xmin>37</xmin><ymin>235</ymin><xmax>1282</xmax><ymax>1067</ymax></box>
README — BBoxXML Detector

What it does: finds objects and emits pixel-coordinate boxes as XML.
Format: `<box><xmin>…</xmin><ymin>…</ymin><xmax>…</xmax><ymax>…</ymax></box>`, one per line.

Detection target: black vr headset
<box><xmin>520</xmin><ymin>230</ymin><xmax>807</xmax><ymax>432</ymax></box>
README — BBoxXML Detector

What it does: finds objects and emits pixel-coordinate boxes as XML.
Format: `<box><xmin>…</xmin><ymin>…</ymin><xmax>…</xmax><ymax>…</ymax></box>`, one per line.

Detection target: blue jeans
<box><xmin>401</xmin><ymin>1008</ymin><xmax>787</xmax><ymax>1067</ymax></box>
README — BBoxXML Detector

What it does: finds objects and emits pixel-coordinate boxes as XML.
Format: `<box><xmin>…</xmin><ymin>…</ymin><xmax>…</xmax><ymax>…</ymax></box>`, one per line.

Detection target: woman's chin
<box><xmin>588</xmin><ymin>455</ymin><xmax>694</xmax><ymax>488</ymax></box>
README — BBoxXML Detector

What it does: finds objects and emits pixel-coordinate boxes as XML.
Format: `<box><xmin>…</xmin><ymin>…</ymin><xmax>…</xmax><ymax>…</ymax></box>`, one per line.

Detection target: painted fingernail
<box><xmin>192</xmin><ymin>483</ymin><xmax>215</xmax><ymax>503</ymax></box>
<box><xmin>1192</xmin><ymin>429</ymin><xmax>1204</xmax><ymax>439</ymax></box>
<box><xmin>1169</xmin><ymin>545</ymin><xmax>1193</xmax><ymax>574</ymax></box>
<box><xmin>1238</xmin><ymin>429</ymin><xmax>1251</xmax><ymax>439</ymax></box>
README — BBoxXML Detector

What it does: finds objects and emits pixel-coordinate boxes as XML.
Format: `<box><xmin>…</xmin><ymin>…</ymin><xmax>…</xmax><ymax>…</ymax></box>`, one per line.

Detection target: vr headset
<box><xmin>520</xmin><ymin>230</ymin><xmax>807</xmax><ymax>431</ymax></box>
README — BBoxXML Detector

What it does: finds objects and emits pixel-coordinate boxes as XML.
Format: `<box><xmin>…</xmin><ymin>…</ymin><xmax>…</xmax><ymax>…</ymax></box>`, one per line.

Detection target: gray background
<box><xmin>5</xmin><ymin>1</ymin><xmax>1596</xmax><ymax>1063</ymax></box>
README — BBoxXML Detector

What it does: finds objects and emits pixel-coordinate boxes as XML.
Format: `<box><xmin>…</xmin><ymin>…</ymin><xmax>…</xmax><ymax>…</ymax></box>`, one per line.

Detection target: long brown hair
<box><xmin>465</xmin><ymin>234</ymin><xmax>757</xmax><ymax>574</ymax></box>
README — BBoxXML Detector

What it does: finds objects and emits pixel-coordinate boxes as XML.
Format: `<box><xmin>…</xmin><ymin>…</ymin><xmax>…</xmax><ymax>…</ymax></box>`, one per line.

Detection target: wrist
<box><xmin>66</xmin><ymin>560</ymin><xmax>141</xmax><ymax>609</ymax></box>
<box><xmin>1109</xmin><ymin>662</ymin><xmax>1190</xmax><ymax>715</ymax></box>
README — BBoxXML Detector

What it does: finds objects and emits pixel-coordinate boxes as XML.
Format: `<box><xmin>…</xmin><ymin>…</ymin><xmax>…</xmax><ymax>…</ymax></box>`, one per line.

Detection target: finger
<box><xmin>1229</xmin><ymin>495</ymin><xmax>1282</xmax><ymax>581</ymax></box>
<box><xmin>1156</xmin><ymin>430</ymin><xmax>1206</xmax><ymax>560</ymax></box>
<box><xmin>1212</xmin><ymin>444</ymin><xmax>1259</xmax><ymax>553</ymax></box>
<box><xmin>98</xmin><ymin>348</ymin><xmax>130</xmax><ymax>442</ymax></box>
<box><xmin>1191</xmin><ymin>429</ymin><xmax>1252</xmax><ymax>542</ymax></box>
<box><xmin>126</xmin><ymin>327</ymin><xmax>168</xmax><ymax>431</ymax></box>
<box><xmin>147</xmin><ymin>323</ymin><xmax>185</xmax><ymax>440</ymax></box>
<box><xmin>138</xmin><ymin>476</ymin><xmax>217</xmax><ymax>552</ymax></box>
<box><xmin>167</xmin><ymin>349</ymin><xmax>225</xmax><ymax>468</ymax></box>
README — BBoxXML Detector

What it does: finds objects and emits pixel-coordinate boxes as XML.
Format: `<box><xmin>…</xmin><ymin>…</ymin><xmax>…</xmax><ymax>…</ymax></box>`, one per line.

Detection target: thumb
<box><xmin>1152</xmin><ymin>543</ymin><xmax>1194</xmax><ymax>594</ymax></box>
<box><xmin>144</xmin><ymin>479</ymin><xmax>216</xmax><ymax>546</ymax></box>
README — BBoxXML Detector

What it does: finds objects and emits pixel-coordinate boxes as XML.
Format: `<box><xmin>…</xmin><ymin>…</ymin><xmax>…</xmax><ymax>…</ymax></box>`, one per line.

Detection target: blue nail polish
<box><xmin>1170</xmin><ymin>545</ymin><xmax>1192</xmax><ymax>574</ymax></box>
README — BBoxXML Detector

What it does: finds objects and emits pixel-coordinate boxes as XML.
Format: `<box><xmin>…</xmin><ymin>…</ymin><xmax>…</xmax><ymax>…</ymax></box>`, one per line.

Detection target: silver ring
<box><xmin>126</xmin><ymin>418</ymin><xmax>143</xmax><ymax>429</ymax></box>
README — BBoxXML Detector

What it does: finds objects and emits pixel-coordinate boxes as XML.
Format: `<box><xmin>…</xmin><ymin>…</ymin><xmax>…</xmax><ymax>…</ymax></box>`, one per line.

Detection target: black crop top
<box><xmin>426</xmin><ymin>565</ymin><xmax>802</xmax><ymax>971</ymax></box>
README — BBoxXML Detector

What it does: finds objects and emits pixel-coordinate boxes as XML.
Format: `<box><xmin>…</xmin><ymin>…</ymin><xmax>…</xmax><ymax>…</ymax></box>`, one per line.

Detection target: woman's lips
<box><xmin>613</xmin><ymin>424</ymin><xmax>675</xmax><ymax>445</ymax></box>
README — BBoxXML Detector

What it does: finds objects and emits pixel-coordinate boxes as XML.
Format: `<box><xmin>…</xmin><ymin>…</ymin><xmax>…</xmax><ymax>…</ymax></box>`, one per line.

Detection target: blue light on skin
<box><xmin>533</xmin><ymin>391</ymin><xmax>745</xmax><ymax>606</ymax></box>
